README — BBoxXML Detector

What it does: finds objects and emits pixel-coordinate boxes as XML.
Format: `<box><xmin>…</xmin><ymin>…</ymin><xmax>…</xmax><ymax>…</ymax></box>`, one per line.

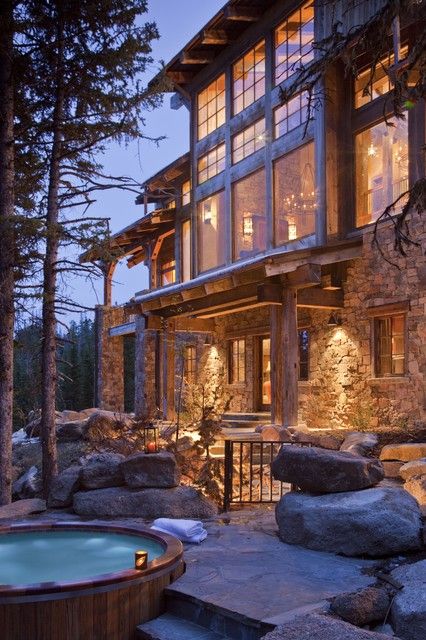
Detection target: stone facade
<box><xmin>95</xmin><ymin>305</ymin><xmax>125</xmax><ymax>412</ymax></box>
<box><xmin>134</xmin><ymin>316</ymin><xmax>158</xmax><ymax>419</ymax></box>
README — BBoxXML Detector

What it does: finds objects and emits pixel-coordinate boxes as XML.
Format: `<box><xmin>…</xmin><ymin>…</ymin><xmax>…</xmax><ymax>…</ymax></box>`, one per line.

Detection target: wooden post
<box><xmin>270</xmin><ymin>305</ymin><xmax>283</xmax><ymax>425</ymax></box>
<box><xmin>161</xmin><ymin>319</ymin><xmax>176</xmax><ymax>421</ymax></box>
<box><xmin>103</xmin><ymin>262</ymin><xmax>116</xmax><ymax>307</ymax></box>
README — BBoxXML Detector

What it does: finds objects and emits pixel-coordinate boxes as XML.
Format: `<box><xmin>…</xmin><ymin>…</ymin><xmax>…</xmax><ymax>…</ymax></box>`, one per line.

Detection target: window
<box><xmin>274</xmin><ymin>92</ymin><xmax>309</xmax><ymax>139</ymax></box>
<box><xmin>232</xmin><ymin>169</ymin><xmax>267</xmax><ymax>260</ymax></box>
<box><xmin>298</xmin><ymin>329</ymin><xmax>309</xmax><ymax>381</ymax></box>
<box><xmin>232</xmin><ymin>119</ymin><xmax>265</xmax><ymax>164</ymax></box>
<box><xmin>355</xmin><ymin>46</ymin><xmax>408</xmax><ymax>108</ymax></box>
<box><xmin>166</xmin><ymin>199</ymin><xmax>176</xmax><ymax>209</ymax></box>
<box><xmin>197</xmin><ymin>191</ymin><xmax>226</xmax><ymax>273</ymax></box>
<box><xmin>184</xmin><ymin>345</ymin><xmax>197</xmax><ymax>382</ymax></box>
<box><xmin>355</xmin><ymin>117</ymin><xmax>409</xmax><ymax>227</ymax></box>
<box><xmin>275</xmin><ymin>2</ymin><xmax>314</xmax><ymax>85</ymax></box>
<box><xmin>160</xmin><ymin>259</ymin><xmax>176</xmax><ymax>286</ymax></box>
<box><xmin>198</xmin><ymin>75</ymin><xmax>226</xmax><ymax>140</ymax></box>
<box><xmin>274</xmin><ymin>142</ymin><xmax>316</xmax><ymax>245</ymax></box>
<box><xmin>374</xmin><ymin>314</ymin><xmax>406</xmax><ymax>376</ymax></box>
<box><xmin>229</xmin><ymin>339</ymin><xmax>246</xmax><ymax>383</ymax></box>
<box><xmin>233</xmin><ymin>40</ymin><xmax>266</xmax><ymax>115</ymax></box>
<box><xmin>182</xmin><ymin>180</ymin><xmax>191</xmax><ymax>206</ymax></box>
<box><xmin>181</xmin><ymin>219</ymin><xmax>191</xmax><ymax>282</ymax></box>
<box><xmin>198</xmin><ymin>143</ymin><xmax>226</xmax><ymax>184</ymax></box>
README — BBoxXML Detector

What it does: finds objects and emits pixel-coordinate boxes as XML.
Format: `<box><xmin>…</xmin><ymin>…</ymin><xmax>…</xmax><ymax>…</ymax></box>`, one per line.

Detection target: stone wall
<box><xmin>134</xmin><ymin>316</ymin><xmax>158</xmax><ymax>419</ymax></box>
<box><xmin>95</xmin><ymin>306</ymin><xmax>125</xmax><ymax>412</ymax></box>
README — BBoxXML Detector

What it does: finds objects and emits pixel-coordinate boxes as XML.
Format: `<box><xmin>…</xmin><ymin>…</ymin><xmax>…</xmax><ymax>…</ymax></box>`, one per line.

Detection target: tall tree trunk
<box><xmin>0</xmin><ymin>0</ymin><xmax>15</xmax><ymax>506</ymax></box>
<box><xmin>40</xmin><ymin>17</ymin><xmax>65</xmax><ymax>498</ymax></box>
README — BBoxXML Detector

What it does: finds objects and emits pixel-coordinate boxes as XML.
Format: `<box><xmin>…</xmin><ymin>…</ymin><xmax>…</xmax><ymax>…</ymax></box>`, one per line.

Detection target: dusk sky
<box><xmin>72</xmin><ymin>0</ymin><xmax>224</xmax><ymax>311</ymax></box>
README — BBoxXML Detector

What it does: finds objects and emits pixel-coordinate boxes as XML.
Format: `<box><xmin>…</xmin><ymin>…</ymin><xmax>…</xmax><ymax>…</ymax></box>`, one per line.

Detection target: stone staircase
<box><xmin>136</xmin><ymin>589</ymin><xmax>274</xmax><ymax>640</ymax></box>
<box><xmin>209</xmin><ymin>413</ymin><xmax>271</xmax><ymax>458</ymax></box>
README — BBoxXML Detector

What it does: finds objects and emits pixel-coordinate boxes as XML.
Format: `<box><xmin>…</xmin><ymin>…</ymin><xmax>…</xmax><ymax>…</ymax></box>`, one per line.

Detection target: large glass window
<box><xmin>374</xmin><ymin>314</ymin><xmax>405</xmax><ymax>376</ymax></box>
<box><xmin>181</xmin><ymin>180</ymin><xmax>191</xmax><ymax>206</ymax></box>
<box><xmin>274</xmin><ymin>142</ymin><xmax>316</xmax><ymax>245</ymax></box>
<box><xmin>184</xmin><ymin>345</ymin><xmax>197</xmax><ymax>382</ymax></box>
<box><xmin>197</xmin><ymin>191</ymin><xmax>226</xmax><ymax>273</ymax></box>
<box><xmin>355</xmin><ymin>46</ymin><xmax>408</xmax><ymax>108</ymax></box>
<box><xmin>160</xmin><ymin>259</ymin><xmax>176</xmax><ymax>286</ymax></box>
<box><xmin>233</xmin><ymin>40</ymin><xmax>266</xmax><ymax>115</ymax></box>
<box><xmin>181</xmin><ymin>219</ymin><xmax>191</xmax><ymax>282</ymax></box>
<box><xmin>232</xmin><ymin>119</ymin><xmax>265</xmax><ymax>164</ymax></box>
<box><xmin>198</xmin><ymin>143</ymin><xmax>226</xmax><ymax>184</ymax></box>
<box><xmin>275</xmin><ymin>2</ymin><xmax>314</xmax><ymax>85</ymax></box>
<box><xmin>198</xmin><ymin>74</ymin><xmax>226</xmax><ymax>140</ymax></box>
<box><xmin>232</xmin><ymin>169</ymin><xmax>267</xmax><ymax>260</ymax></box>
<box><xmin>228</xmin><ymin>339</ymin><xmax>246</xmax><ymax>383</ymax></box>
<box><xmin>274</xmin><ymin>92</ymin><xmax>309</xmax><ymax>139</ymax></box>
<box><xmin>355</xmin><ymin>118</ymin><xmax>409</xmax><ymax>227</ymax></box>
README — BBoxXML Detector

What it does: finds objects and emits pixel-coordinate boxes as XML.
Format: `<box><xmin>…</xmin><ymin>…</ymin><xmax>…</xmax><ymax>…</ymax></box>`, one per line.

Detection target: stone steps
<box><xmin>136</xmin><ymin>613</ymin><xmax>226</xmax><ymax>640</ymax></box>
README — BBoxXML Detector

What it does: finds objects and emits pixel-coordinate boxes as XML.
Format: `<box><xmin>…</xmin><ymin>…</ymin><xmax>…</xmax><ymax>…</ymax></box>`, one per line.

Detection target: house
<box><xmin>82</xmin><ymin>0</ymin><xmax>426</xmax><ymax>432</ymax></box>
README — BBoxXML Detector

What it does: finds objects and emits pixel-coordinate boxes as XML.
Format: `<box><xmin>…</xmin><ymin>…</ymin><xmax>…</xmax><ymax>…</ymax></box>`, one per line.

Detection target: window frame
<box><xmin>184</xmin><ymin>345</ymin><xmax>197</xmax><ymax>383</ymax></box>
<box><xmin>232</xmin><ymin>39</ymin><xmax>266</xmax><ymax>116</ymax></box>
<box><xmin>228</xmin><ymin>338</ymin><xmax>246</xmax><ymax>384</ymax></box>
<box><xmin>198</xmin><ymin>143</ymin><xmax>226</xmax><ymax>184</ymax></box>
<box><xmin>231</xmin><ymin>166</ymin><xmax>267</xmax><ymax>262</ymax></box>
<box><xmin>232</xmin><ymin>118</ymin><xmax>266</xmax><ymax>165</ymax></box>
<box><xmin>197</xmin><ymin>74</ymin><xmax>226</xmax><ymax>141</ymax></box>
<box><xmin>197</xmin><ymin>189</ymin><xmax>227</xmax><ymax>274</ymax></box>
<box><xmin>371</xmin><ymin>310</ymin><xmax>408</xmax><ymax>378</ymax></box>
<box><xmin>274</xmin><ymin>2</ymin><xmax>314</xmax><ymax>87</ymax></box>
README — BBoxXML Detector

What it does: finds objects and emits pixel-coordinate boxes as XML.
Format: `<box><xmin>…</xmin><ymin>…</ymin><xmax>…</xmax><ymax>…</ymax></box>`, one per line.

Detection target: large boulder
<box><xmin>340</xmin><ymin>432</ymin><xmax>378</xmax><ymax>457</ymax></box>
<box><xmin>290</xmin><ymin>429</ymin><xmax>343</xmax><ymax>450</ymax></box>
<box><xmin>330</xmin><ymin>586</ymin><xmax>391</xmax><ymax>627</ymax></box>
<box><xmin>120</xmin><ymin>451</ymin><xmax>181</xmax><ymax>488</ymax></box>
<box><xmin>390</xmin><ymin>560</ymin><xmax>426</xmax><ymax>640</ymax></box>
<box><xmin>404</xmin><ymin>476</ymin><xmax>426</xmax><ymax>513</ymax></box>
<box><xmin>0</xmin><ymin>498</ymin><xmax>46</xmax><ymax>520</ymax></box>
<box><xmin>260</xmin><ymin>613</ymin><xmax>399</xmax><ymax>639</ymax></box>
<box><xmin>255</xmin><ymin>425</ymin><xmax>293</xmax><ymax>442</ymax></box>
<box><xmin>80</xmin><ymin>452</ymin><xmax>125</xmax><ymax>489</ymax></box>
<box><xmin>56</xmin><ymin>420</ymin><xmax>89</xmax><ymax>442</ymax></box>
<box><xmin>275</xmin><ymin>487</ymin><xmax>422</xmax><ymax>557</ymax></box>
<box><xmin>399</xmin><ymin>459</ymin><xmax>426</xmax><ymax>481</ymax></box>
<box><xmin>12</xmin><ymin>465</ymin><xmax>41</xmax><ymax>499</ymax></box>
<box><xmin>271</xmin><ymin>446</ymin><xmax>384</xmax><ymax>493</ymax></box>
<box><xmin>59</xmin><ymin>410</ymin><xmax>84</xmax><ymax>422</ymax></box>
<box><xmin>48</xmin><ymin>465</ymin><xmax>81</xmax><ymax>508</ymax></box>
<box><xmin>73</xmin><ymin>485</ymin><xmax>217</xmax><ymax>519</ymax></box>
<box><xmin>380</xmin><ymin>444</ymin><xmax>426</xmax><ymax>462</ymax></box>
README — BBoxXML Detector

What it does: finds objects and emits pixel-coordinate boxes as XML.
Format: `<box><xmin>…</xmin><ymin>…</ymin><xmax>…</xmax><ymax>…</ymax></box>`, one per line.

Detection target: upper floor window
<box><xmin>198</xmin><ymin>74</ymin><xmax>226</xmax><ymax>140</ymax></box>
<box><xmin>233</xmin><ymin>40</ymin><xmax>266</xmax><ymax>115</ymax></box>
<box><xmin>198</xmin><ymin>143</ymin><xmax>226</xmax><ymax>184</ymax></box>
<box><xmin>228</xmin><ymin>339</ymin><xmax>246</xmax><ymax>383</ymax></box>
<box><xmin>160</xmin><ymin>259</ymin><xmax>176</xmax><ymax>286</ymax></box>
<box><xmin>355</xmin><ymin>117</ymin><xmax>408</xmax><ymax>227</ymax></box>
<box><xmin>274</xmin><ymin>91</ymin><xmax>309</xmax><ymax>139</ymax></box>
<box><xmin>355</xmin><ymin>46</ymin><xmax>408</xmax><ymax>108</ymax></box>
<box><xmin>197</xmin><ymin>191</ymin><xmax>226</xmax><ymax>273</ymax></box>
<box><xmin>274</xmin><ymin>142</ymin><xmax>316</xmax><ymax>245</ymax></box>
<box><xmin>166</xmin><ymin>199</ymin><xmax>176</xmax><ymax>209</ymax></box>
<box><xmin>275</xmin><ymin>2</ymin><xmax>314</xmax><ymax>85</ymax></box>
<box><xmin>232</xmin><ymin>168</ymin><xmax>267</xmax><ymax>260</ymax></box>
<box><xmin>184</xmin><ymin>345</ymin><xmax>197</xmax><ymax>382</ymax></box>
<box><xmin>181</xmin><ymin>219</ymin><xmax>191</xmax><ymax>282</ymax></box>
<box><xmin>232</xmin><ymin>119</ymin><xmax>265</xmax><ymax>164</ymax></box>
<box><xmin>182</xmin><ymin>180</ymin><xmax>191</xmax><ymax>206</ymax></box>
<box><xmin>374</xmin><ymin>314</ymin><xmax>406</xmax><ymax>376</ymax></box>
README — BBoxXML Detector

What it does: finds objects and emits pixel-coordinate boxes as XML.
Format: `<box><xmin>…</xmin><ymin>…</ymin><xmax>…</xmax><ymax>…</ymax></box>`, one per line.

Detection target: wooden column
<box><xmin>103</xmin><ymin>262</ymin><xmax>116</xmax><ymax>306</ymax></box>
<box><xmin>161</xmin><ymin>319</ymin><xmax>176</xmax><ymax>421</ymax></box>
<box><xmin>270</xmin><ymin>288</ymin><xmax>299</xmax><ymax>427</ymax></box>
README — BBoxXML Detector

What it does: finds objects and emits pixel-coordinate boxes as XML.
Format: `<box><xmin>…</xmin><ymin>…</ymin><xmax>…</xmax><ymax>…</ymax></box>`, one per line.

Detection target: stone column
<box><xmin>134</xmin><ymin>315</ymin><xmax>158</xmax><ymax>419</ymax></box>
<box><xmin>95</xmin><ymin>306</ymin><xmax>125</xmax><ymax>412</ymax></box>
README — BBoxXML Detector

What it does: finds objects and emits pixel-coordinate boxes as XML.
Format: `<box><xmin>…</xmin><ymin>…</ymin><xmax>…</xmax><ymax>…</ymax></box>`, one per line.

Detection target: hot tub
<box><xmin>0</xmin><ymin>522</ymin><xmax>184</xmax><ymax>640</ymax></box>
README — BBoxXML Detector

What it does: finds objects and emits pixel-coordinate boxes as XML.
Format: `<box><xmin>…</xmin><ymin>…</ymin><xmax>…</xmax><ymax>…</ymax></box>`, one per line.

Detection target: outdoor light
<box><xmin>204</xmin><ymin>333</ymin><xmax>213</xmax><ymax>346</ymax></box>
<box><xmin>134</xmin><ymin>550</ymin><xmax>148</xmax><ymax>570</ymax></box>
<box><xmin>327</xmin><ymin>312</ymin><xmax>342</xmax><ymax>326</ymax></box>
<box><xmin>142</xmin><ymin>422</ymin><xmax>158</xmax><ymax>453</ymax></box>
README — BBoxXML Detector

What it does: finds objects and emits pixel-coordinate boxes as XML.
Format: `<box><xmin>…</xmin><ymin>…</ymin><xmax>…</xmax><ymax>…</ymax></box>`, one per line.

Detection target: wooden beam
<box><xmin>201</xmin><ymin>29</ymin><xmax>230</xmax><ymax>45</ymax></box>
<box><xmin>180</xmin><ymin>50</ymin><xmax>216</xmax><ymax>65</ymax></box>
<box><xmin>174</xmin><ymin>317</ymin><xmax>215</xmax><ymax>332</ymax></box>
<box><xmin>127</xmin><ymin>250</ymin><xmax>146</xmax><ymax>269</ymax></box>
<box><xmin>181</xmin><ymin>284</ymin><xmax>208</xmax><ymax>301</ymax></box>
<box><xmin>282</xmin><ymin>288</ymin><xmax>299</xmax><ymax>428</ymax></box>
<box><xmin>103</xmin><ymin>262</ymin><xmax>116</xmax><ymax>306</ymax></box>
<box><xmin>167</xmin><ymin>71</ymin><xmax>195</xmax><ymax>84</ymax></box>
<box><xmin>265</xmin><ymin>245</ymin><xmax>362</xmax><ymax>277</ymax></box>
<box><xmin>204</xmin><ymin>276</ymin><xmax>234</xmax><ymax>295</ymax></box>
<box><xmin>282</xmin><ymin>263</ymin><xmax>322</xmax><ymax>288</ymax></box>
<box><xmin>297</xmin><ymin>288</ymin><xmax>344</xmax><ymax>309</ymax></box>
<box><xmin>196</xmin><ymin>301</ymin><xmax>270</xmax><ymax>319</ymax></box>
<box><xmin>224</xmin><ymin>6</ymin><xmax>262</xmax><ymax>21</ymax></box>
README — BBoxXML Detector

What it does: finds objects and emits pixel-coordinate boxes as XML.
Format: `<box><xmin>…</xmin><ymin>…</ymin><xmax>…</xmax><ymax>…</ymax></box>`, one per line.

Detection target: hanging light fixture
<box><xmin>327</xmin><ymin>312</ymin><xmax>342</xmax><ymax>326</ymax></box>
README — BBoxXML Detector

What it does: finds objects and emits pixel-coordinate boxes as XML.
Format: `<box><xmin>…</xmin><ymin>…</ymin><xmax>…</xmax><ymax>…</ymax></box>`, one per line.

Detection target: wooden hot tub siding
<box><xmin>0</xmin><ymin>522</ymin><xmax>184</xmax><ymax>640</ymax></box>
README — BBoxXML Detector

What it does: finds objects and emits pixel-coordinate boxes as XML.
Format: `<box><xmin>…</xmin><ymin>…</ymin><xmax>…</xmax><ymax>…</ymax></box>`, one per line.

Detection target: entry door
<box><xmin>258</xmin><ymin>336</ymin><xmax>271</xmax><ymax>411</ymax></box>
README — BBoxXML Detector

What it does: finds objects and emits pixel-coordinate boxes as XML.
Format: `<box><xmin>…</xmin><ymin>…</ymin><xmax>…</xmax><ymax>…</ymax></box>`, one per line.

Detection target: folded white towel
<box><xmin>151</xmin><ymin>518</ymin><xmax>207</xmax><ymax>544</ymax></box>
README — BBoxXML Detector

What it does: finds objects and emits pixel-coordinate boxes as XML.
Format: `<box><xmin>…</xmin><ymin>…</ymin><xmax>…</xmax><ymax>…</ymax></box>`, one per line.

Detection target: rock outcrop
<box><xmin>260</xmin><ymin>613</ymin><xmax>399</xmax><ymax>639</ymax></box>
<box><xmin>399</xmin><ymin>458</ymin><xmax>426</xmax><ymax>481</ymax></box>
<box><xmin>390</xmin><ymin>560</ymin><xmax>426</xmax><ymax>640</ymax></box>
<box><xmin>330</xmin><ymin>586</ymin><xmax>391</xmax><ymax>627</ymax></box>
<box><xmin>340</xmin><ymin>432</ymin><xmax>378</xmax><ymax>457</ymax></box>
<box><xmin>380</xmin><ymin>443</ymin><xmax>426</xmax><ymax>462</ymax></box>
<box><xmin>48</xmin><ymin>465</ymin><xmax>81</xmax><ymax>508</ymax></box>
<box><xmin>0</xmin><ymin>498</ymin><xmax>46</xmax><ymax>519</ymax></box>
<box><xmin>120</xmin><ymin>451</ymin><xmax>181</xmax><ymax>488</ymax></box>
<box><xmin>80</xmin><ymin>452</ymin><xmax>125</xmax><ymax>489</ymax></box>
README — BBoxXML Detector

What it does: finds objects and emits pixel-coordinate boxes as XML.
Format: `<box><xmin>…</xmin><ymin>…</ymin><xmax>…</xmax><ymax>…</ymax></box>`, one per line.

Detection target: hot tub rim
<box><xmin>0</xmin><ymin>521</ymin><xmax>183</xmax><ymax>598</ymax></box>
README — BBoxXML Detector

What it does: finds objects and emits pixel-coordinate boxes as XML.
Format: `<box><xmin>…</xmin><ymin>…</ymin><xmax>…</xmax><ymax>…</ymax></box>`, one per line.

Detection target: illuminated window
<box><xmin>275</xmin><ymin>2</ymin><xmax>314</xmax><ymax>85</ymax></box>
<box><xmin>232</xmin><ymin>169</ymin><xmax>266</xmax><ymax>260</ymax></box>
<box><xmin>233</xmin><ymin>40</ymin><xmax>266</xmax><ymax>115</ymax></box>
<box><xmin>181</xmin><ymin>219</ymin><xmax>191</xmax><ymax>282</ymax></box>
<box><xmin>298</xmin><ymin>329</ymin><xmax>309</xmax><ymax>381</ymax></box>
<box><xmin>197</xmin><ymin>191</ymin><xmax>226</xmax><ymax>273</ymax></box>
<box><xmin>166</xmin><ymin>200</ymin><xmax>176</xmax><ymax>210</ymax></box>
<box><xmin>184</xmin><ymin>345</ymin><xmax>197</xmax><ymax>382</ymax></box>
<box><xmin>182</xmin><ymin>180</ymin><xmax>191</xmax><ymax>206</ymax></box>
<box><xmin>198</xmin><ymin>75</ymin><xmax>226</xmax><ymax>140</ymax></box>
<box><xmin>274</xmin><ymin>142</ymin><xmax>316</xmax><ymax>245</ymax></box>
<box><xmin>355</xmin><ymin>46</ymin><xmax>409</xmax><ymax>108</ymax></box>
<box><xmin>198</xmin><ymin>144</ymin><xmax>226</xmax><ymax>184</ymax></box>
<box><xmin>232</xmin><ymin>119</ymin><xmax>266</xmax><ymax>164</ymax></box>
<box><xmin>160</xmin><ymin>259</ymin><xmax>176</xmax><ymax>286</ymax></box>
<box><xmin>229</xmin><ymin>339</ymin><xmax>246</xmax><ymax>383</ymax></box>
<box><xmin>374</xmin><ymin>314</ymin><xmax>406</xmax><ymax>376</ymax></box>
<box><xmin>274</xmin><ymin>92</ymin><xmax>309</xmax><ymax>138</ymax></box>
<box><xmin>355</xmin><ymin>118</ymin><xmax>408</xmax><ymax>227</ymax></box>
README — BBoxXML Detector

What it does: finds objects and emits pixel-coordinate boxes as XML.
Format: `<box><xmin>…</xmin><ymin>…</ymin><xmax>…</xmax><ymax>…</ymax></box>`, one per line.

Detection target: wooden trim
<box><xmin>366</xmin><ymin>300</ymin><xmax>410</xmax><ymax>317</ymax></box>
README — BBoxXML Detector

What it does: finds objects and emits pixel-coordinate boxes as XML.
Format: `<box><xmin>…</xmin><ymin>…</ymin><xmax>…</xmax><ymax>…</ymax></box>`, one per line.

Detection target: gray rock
<box><xmin>382</xmin><ymin>461</ymin><xmax>404</xmax><ymax>479</ymax></box>
<box><xmin>80</xmin><ymin>452</ymin><xmax>125</xmax><ymax>489</ymax></box>
<box><xmin>330</xmin><ymin>587</ymin><xmax>391</xmax><ymax>626</ymax></box>
<box><xmin>48</xmin><ymin>465</ymin><xmax>81</xmax><ymax>508</ymax></box>
<box><xmin>271</xmin><ymin>446</ymin><xmax>384</xmax><ymax>493</ymax></box>
<box><xmin>380</xmin><ymin>444</ymin><xmax>426</xmax><ymax>462</ymax></box>
<box><xmin>25</xmin><ymin>418</ymin><xmax>41</xmax><ymax>438</ymax></box>
<box><xmin>340</xmin><ymin>432</ymin><xmax>379</xmax><ymax>457</ymax></box>
<box><xmin>371</xmin><ymin>624</ymin><xmax>395</xmax><ymax>637</ymax></box>
<box><xmin>290</xmin><ymin>429</ymin><xmax>343</xmax><ymax>450</ymax></box>
<box><xmin>73</xmin><ymin>485</ymin><xmax>217</xmax><ymax>519</ymax></box>
<box><xmin>12</xmin><ymin>465</ymin><xmax>40</xmax><ymax>499</ymax></box>
<box><xmin>399</xmin><ymin>459</ymin><xmax>426</xmax><ymax>480</ymax></box>
<box><xmin>390</xmin><ymin>560</ymin><xmax>426</xmax><ymax>640</ymax></box>
<box><xmin>260</xmin><ymin>613</ymin><xmax>399</xmax><ymax>639</ymax></box>
<box><xmin>56</xmin><ymin>420</ymin><xmax>88</xmax><ymax>442</ymax></box>
<box><xmin>0</xmin><ymin>498</ymin><xmax>46</xmax><ymax>519</ymax></box>
<box><xmin>275</xmin><ymin>488</ymin><xmax>422</xmax><ymax>557</ymax></box>
<box><xmin>403</xmin><ymin>476</ymin><xmax>426</xmax><ymax>513</ymax></box>
<box><xmin>121</xmin><ymin>451</ymin><xmax>181</xmax><ymax>488</ymax></box>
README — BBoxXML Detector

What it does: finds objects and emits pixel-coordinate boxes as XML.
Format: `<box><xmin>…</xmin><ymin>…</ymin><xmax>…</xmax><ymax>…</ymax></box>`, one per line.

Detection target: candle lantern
<box><xmin>134</xmin><ymin>550</ymin><xmax>148</xmax><ymax>570</ymax></box>
<box><xmin>142</xmin><ymin>422</ymin><xmax>159</xmax><ymax>454</ymax></box>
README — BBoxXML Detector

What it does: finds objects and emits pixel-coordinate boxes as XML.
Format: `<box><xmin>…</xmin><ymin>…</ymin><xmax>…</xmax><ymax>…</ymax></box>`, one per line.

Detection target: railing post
<box><xmin>223</xmin><ymin>440</ymin><xmax>232</xmax><ymax>512</ymax></box>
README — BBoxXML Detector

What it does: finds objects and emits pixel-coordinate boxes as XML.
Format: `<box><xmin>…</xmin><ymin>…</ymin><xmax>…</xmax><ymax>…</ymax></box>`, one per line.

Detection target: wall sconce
<box><xmin>135</xmin><ymin>550</ymin><xmax>148</xmax><ymax>570</ymax></box>
<box><xmin>203</xmin><ymin>201</ymin><xmax>212</xmax><ymax>224</ymax></box>
<box><xmin>204</xmin><ymin>333</ymin><xmax>214</xmax><ymax>346</ymax></box>
<box><xmin>327</xmin><ymin>312</ymin><xmax>342</xmax><ymax>326</ymax></box>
